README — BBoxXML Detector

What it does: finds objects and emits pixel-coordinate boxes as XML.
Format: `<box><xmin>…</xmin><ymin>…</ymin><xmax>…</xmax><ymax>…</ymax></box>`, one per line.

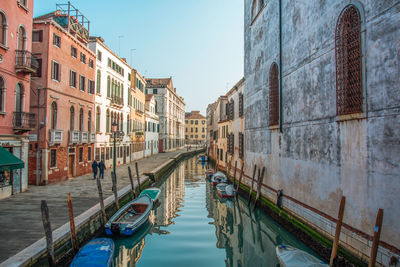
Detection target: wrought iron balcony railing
<box><xmin>15</xmin><ymin>50</ymin><xmax>39</xmax><ymax>74</ymax></box>
<box><xmin>13</xmin><ymin>112</ymin><xmax>36</xmax><ymax>132</ymax></box>
<box><xmin>111</xmin><ymin>96</ymin><xmax>123</xmax><ymax>106</ymax></box>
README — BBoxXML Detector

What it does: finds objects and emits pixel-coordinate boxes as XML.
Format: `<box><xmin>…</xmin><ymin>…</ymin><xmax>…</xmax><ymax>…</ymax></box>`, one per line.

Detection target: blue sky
<box><xmin>33</xmin><ymin>0</ymin><xmax>244</xmax><ymax>114</ymax></box>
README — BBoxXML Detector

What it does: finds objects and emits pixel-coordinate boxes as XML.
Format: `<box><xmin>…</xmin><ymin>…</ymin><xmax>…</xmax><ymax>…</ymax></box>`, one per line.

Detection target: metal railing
<box><xmin>15</xmin><ymin>50</ymin><xmax>39</xmax><ymax>71</ymax></box>
<box><xmin>13</xmin><ymin>112</ymin><xmax>36</xmax><ymax>129</ymax></box>
<box><xmin>111</xmin><ymin>96</ymin><xmax>123</xmax><ymax>106</ymax></box>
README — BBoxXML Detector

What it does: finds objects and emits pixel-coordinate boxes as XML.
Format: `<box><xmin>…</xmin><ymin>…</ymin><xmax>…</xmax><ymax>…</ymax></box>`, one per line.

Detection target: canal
<box><xmin>111</xmin><ymin>156</ymin><xmax>320</xmax><ymax>266</ymax></box>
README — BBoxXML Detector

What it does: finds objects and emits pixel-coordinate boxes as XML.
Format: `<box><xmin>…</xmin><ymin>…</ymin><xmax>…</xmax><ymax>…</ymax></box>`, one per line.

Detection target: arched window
<box><xmin>117</xmin><ymin>82</ymin><xmax>120</xmax><ymax>99</ymax></box>
<box><xmin>116</xmin><ymin>113</ymin><xmax>120</xmax><ymax>131</ymax></box>
<box><xmin>17</xmin><ymin>26</ymin><xmax>26</xmax><ymax>50</ymax></box>
<box><xmin>120</xmin><ymin>113</ymin><xmax>123</xmax><ymax>132</ymax></box>
<box><xmin>15</xmin><ymin>82</ymin><xmax>24</xmax><ymax>113</ymax></box>
<box><xmin>88</xmin><ymin>110</ymin><xmax>92</xmax><ymax>133</ymax></box>
<box><xmin>0</xmin><ymin>75</ymin><xmax>5</xmax><ymax>112</ymax></box>
<box><xmin>127</xmin><ymin>114</ymin><xmax>130</xmax><ymax>133</ymax></box>
<box><xmin>0</xmin><ymin>11</ymin><xmax>7</xmax><ymax>46</ymax></box>
<box><xmin>335</xmin><ymin>5</ymin><xmax>362</xmax><ymax>115</ymax></box>
<box><xmin>111</xmin><ymin>78</ymin><xmax>114</xmax><ymax>97</ymax></box>
<box><xmin>107</xmin><ymin>76</ymin><xmax>110</xmax><ymax>97</ymax></box>
<box><xmin>269</xmin><ymin>63</ymin><xmax>279</xmax><ymax>126</ymax></box>
<box><xmin>70</xmin><ymin>106</ymin><xmax>75</xmax><ymax>130</ymax></box>
<box><xmin>51</xmin><ymin>102</ymin><xmax>57</xmax><ymax>129</ymax></box>
<box><xmin>96</xmin><ymin>70</ymin><xmax>101</xmax><ymax>94</ymax></box>
<box><xmin>79</xmin><ymin>108</ymin><xmax>84</xmax><ymax>131</ymax></box>
<box><xmin>106</xmin><ymin>109</ymin><xmax>110</xmax><ymax>133</ymax></box>
<box><xmin>96</xmin><ymin>106</ymin><xmax>100</xmax><ymax>132</ymax></box>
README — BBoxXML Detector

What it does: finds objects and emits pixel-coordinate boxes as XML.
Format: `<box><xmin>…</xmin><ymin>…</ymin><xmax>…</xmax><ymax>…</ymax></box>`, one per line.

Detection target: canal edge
<box><xmin>0</xmin><ymin>149</ymin><xmax>205</xmax><ymax>267</ymax></box>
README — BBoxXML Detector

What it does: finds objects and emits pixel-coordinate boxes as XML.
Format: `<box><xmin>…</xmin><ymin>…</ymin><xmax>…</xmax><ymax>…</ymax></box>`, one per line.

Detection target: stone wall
<box><xmin>244</xmin><ymin>0</ymin><xmax>400</xmax><ymax>264</ymax></box>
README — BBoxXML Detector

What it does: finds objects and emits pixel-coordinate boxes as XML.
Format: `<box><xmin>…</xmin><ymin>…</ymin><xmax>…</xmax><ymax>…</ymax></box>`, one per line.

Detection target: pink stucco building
<box><xmin>0</xmin><ymin>0</ymin><xmax>37</xmax><ymax>199</ymax></box>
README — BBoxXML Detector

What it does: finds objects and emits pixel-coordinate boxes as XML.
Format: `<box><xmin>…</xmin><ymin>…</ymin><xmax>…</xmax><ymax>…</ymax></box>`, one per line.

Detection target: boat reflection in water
<box><xmin>112</xmin><ymin>157</ymin><xmax>318</xmax><ymax>267</ymax></box>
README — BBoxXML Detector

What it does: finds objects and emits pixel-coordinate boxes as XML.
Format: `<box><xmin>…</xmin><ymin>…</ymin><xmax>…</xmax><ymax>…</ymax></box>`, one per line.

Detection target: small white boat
<box><xmin>216</xmin><ymin>183</ymin><xmax>235</xmax><ymax>198</ymax></box>
<box><xmin>211</xmin><ymin>171</ymin><xmax>227</xmax><ymax>186</ymax></box>
<box><xmin>276</xmin><ymin>245</ymin><xmax>329</xmax><ymax>267</ymax></box>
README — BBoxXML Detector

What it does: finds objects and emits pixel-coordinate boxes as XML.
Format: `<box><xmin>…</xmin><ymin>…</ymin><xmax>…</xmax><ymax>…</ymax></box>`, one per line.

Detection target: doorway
<box><xmin>68</xmin><ymin>155</ymin><xmax>74</xmax><ymax>177</ymax></box>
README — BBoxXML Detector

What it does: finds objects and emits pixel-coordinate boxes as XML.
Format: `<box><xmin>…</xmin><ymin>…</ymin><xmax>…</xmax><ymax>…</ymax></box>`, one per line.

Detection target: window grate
<box><xmin>239</xmin><ymin>132</ymin><xmax>244</xmax><ymax>159</ymax></box>
<box><xmin>269</xmin><ymin>63</ymin><xmax>279</xmax><ymax>126</ymax></box>
<box><xmin>335</xmin><ymin>5</ymin><xmax>362</xmax><ymax>115</ymax></box>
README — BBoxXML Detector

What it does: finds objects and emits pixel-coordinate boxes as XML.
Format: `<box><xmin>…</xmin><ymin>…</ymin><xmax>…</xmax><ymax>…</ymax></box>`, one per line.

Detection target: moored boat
<box><xmin>139</xmin><ymin>187</ymin><xmax>161</xmax><ymax>202</ymax></box>
<box><xmin>105</xmin><ymin>195</ymin><xmax>153</xmax><ymax>236</ymax></box>
<box><xmin>70</xmin><ymin>238</ymin><xmax>114</xmax><ymax>267</ymax></box>
<box><xmin>276</xmin><ymin>245</ymin><xmax>329</xmax><ymax>267</ymax></box>
<box><xmin>211</xmin><ymin>171</ymin><xmax>227</xmax><ymax>185</ymax></box>
<box><xmin>216</xmin><ymin>183</ymin><xmax>235</xmax><ymax>198</ymax></box>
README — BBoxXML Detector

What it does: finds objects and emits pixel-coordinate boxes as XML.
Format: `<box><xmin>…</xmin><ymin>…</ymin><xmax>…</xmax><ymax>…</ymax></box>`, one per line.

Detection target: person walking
<box><xmin>98</xmin><ymin>159</ymin><xmax>106</xmax><ymax>179</ymax></box>
<box><xmin>92</xmin><ymin>160</ymin><xmax>98</xmax><ymax>180</ymax></box>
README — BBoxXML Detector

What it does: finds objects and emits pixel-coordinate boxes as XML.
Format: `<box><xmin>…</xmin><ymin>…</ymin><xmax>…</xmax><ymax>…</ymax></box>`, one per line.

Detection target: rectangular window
<box><xmin>80</xmin><ymin>52</ymin><xmax>86</xmax><ymax>63</ymax></box>
<box><xmin>32</xmin><ymin>58</ymin><xmax>42</xmax><ymax>77</ymax></box>
<box><xmin>53</xmin><ymin>33</ymin><xmax>61</xmax><ymax>47</ymax></box>
<box><xmin>51</xmin><ymin>61</ymin><xmax>60</xmax><ymax>81</ymax></box>
<box><xmin>88</xmin><ymin>80</ymin><xmax>95</xmax><ymax>94</ymax></box>
<box><xmin>108</xmin><ymin>58</ymin><xmax>111</xmax><ymax>67</ymax></box>
<box><xmin>239</xmin><ymin>132</ymin><xmax>244</xmax><ymax>159</ymax></box>
<box><xmin>50</xmin><ymin>149</ymin><xmax>56</xmax><ymax>167</ymax></box>
<box><xmin>88</xmin><ymin>147</ymin><xmax>92</xmax><ymax>161</ymax></box>
<box><xmin>32</xmin><ymin>30</ymin><xmax>43</xmax><ymax>42</ymax></box>
<box><xmin>101</xmin><ymin>148</ymin><xmax>105</xmax><ymax>161</ymax></box>
<box><xmin>79</xmin><ymin>147</ymin><xmax>83</xmax><ymax>162</ymax></box>
<box><xmin>106</xmin><ymin>147</ymin><xmax>109</xmax><ymax>160</ymax></box>
<box><xmin>239</xmin><ymin>93</ymin><xmax>244</xmax><ymax>117</ymax></box>
<box><xmin>89</xmin><ymin>59</ymin><xmax>94</xmax><ymax>68</ymax></box>
<box><xmin>71</xmin><ymin>46</ymin><xmax>77</xmax><ymax>58</ymax></box>
<box><xmin>79</xmin><ymin>75</ymin><xmax>85</xmax><ymax>91</ymax></box>
<box><xmin>97</xmin><ymin>50</ymin><xmax>102</xmax><ymax>61</ymax></box>
<box><xmin>95</xmin><ymin>148</ymin><xmax>100</xmax><ymax>161</ymax></box>
<box><xmin>70</xmin><ymin>70</ymin><xmax>77</xmax><ymax>88</ymax></box>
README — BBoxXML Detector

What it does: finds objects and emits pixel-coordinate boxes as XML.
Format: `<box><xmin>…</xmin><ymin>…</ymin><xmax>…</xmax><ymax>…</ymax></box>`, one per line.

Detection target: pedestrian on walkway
<box><xmin>92</xmin><ymin>160</ymin><xmax>98</xmax><ymax>180</ymax></box>
<box><xmin>98</xmin><ymin>160</ymin><xmax>106</xmax><ymax>179</ymax></box>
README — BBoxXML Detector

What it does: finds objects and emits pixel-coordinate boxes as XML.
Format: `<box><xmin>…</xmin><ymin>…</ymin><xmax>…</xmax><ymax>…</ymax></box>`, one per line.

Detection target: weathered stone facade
<box><xmin>244</xmin><ymin>0</ymin><xmax>400</xmax><ymax>264</ymax></box>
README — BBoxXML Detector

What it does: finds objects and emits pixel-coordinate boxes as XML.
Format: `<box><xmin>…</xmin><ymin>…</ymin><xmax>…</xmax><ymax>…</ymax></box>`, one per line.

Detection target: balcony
<box><xmin>80</xmin><ymin>131</ymin><xmax>89</xmax><ymax>143</ymax></box>
<box><xmin>135</xmin><ymin>131</ymin><xmax>144</xmax><ymax>137</ymax></box>
<box><xmin>89</xmin><ymin>132</ymin><xmax>96</xmax><ymax>143</ymax></box>
<box><xmin>69</xmin><ymin>130</ymin><xmax>80</xmax><ymax>144</ymax></box>
<box><xmin>13</xmin><ymin>112</ymin><xmax>36</xmax><ymax>133</ymax></box>
<box><xmin>49</xmin><ymin>129</ymin><xmax>63</xmax><ymax>145</ymax></box>
<box><xmin>15</xmin><ymin>50</ymin><xmax>39</xmax><ymax>74</ymax></box>
<box><xmin>110</xmin><ymin>96</ymin><xmax>123</xmax><ymax>107</ymax></box>
<box><xmin>135</xmin><ymin>109</ymin><xmax>144</xmax><ymax>116</ymax></box>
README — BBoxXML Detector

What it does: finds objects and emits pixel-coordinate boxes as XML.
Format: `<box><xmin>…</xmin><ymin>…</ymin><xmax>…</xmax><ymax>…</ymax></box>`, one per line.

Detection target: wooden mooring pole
<box><xmin>236</xmin><ymin>162</ymin><xmax>244</xmax><ymax>192</ymax></box>
<box><xmin>135</xmin><ymin>162</ymin><xmax>141</xmax><ymax>193</ymax></box>
<box><xmin>127</xmin><ymin>166</ymin><xmax>136</xmax><ymax>198</ymax></box>
<box><xmin>247</xmin><ymin>165</ymin><xmax>257</xmax><ymax>205</ymax></box>
<box><xmin>111</xmin><ymin>171</ymin><xmax>119</xmax><ymax>210</ymax></box>
<box><xmin>369</xmin><ymin>208</ymin><xmax>384</xmax><ymax>267</ymax></box>
<box><xmin>41</xmin><ymin>200</ymin><xmax>55</xmax><ymax>266</ymax></box>
<box><xmin>253</xmin><ymin>166</ymin><xmax>265</xmax><ymax>211</ymax></box>
<box><xmin>96</xmin><ymin>177</ymin><xmax>107</xmax><ymax>223</ymax></box>
<box><xmin>330</xmin><ymin>196</ymin><xmax>346</xmax><ymax>266</ymax></box>
<box><xmin>67</xmin><ymin>193</ymin><xmax>78</xmax><ymax>253</ymax></box>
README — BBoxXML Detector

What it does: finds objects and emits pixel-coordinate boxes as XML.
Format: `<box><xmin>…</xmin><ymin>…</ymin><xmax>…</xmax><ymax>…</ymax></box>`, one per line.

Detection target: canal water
<box><xmin>111</xmin><ymin>156</ymin><xmax>319</xmax><ymax>267</ymax></box>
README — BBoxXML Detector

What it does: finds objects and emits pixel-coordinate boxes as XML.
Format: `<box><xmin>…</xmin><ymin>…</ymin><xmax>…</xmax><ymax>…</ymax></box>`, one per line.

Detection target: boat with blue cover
<box><xmin>139</xmin><ymin>187</ymin><xmax>161</xmax><ymax>202</ymax></box>
<box><xmin>105</xmin><ymin>195</ymin><xmax>153</xmax><ymax>236</ymax></box>
<box><xmin>70</xmin><ymin>238</ymin><xmax>114</xmax><ymax>267</ymax></box>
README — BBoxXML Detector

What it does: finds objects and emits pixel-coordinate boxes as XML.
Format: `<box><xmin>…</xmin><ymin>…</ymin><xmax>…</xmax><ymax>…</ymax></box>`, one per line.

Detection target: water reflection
<box><xmin>113</xmin><ymin>157</ymin><xmax>315</xmax><ymax>267</ymax></box>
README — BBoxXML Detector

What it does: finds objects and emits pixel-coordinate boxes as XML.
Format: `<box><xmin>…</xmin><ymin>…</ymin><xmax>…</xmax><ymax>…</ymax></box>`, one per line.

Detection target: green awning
<box><xmin>0</xmin><ymin>146</ymin><xmax>24</xmax><ymax>171</ymax></box>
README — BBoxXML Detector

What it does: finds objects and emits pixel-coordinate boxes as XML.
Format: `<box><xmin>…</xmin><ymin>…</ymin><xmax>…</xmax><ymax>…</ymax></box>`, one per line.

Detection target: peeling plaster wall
<box><xmin>244</xmin><ymin>0</ymin><xmax>400</xmax><ymax>258</ymax></box>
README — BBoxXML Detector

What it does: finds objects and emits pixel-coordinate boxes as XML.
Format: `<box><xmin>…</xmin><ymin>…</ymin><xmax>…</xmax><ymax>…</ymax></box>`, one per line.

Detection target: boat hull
<box><xmin>276</xmin><ymin>245</ymin><xmax>328</xmax><ymax>267</ymax></box>
<box><xmin>70</xmin><ymin>238</ymin><xmax>114</xmax><ymax>267</ymax></box>
<box><xmin>105</xmin><ymin>195</ymin><xmax>153</xmax><ymax>236</ymax></box>
<box><xmin>139</xmin><ymin>187</ymin><xmax>161</xmax><ymax>202</ymax></box>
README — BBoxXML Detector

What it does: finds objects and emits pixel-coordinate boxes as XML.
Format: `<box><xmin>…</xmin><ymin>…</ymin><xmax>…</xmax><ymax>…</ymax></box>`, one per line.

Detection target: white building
<box><xmin>89</xmin><ymin>37</ymin><xmax>132</xmax><ymax>167</ymax></box>
<box><xmin>145</xmin><ymin>78</ymin><xmax>185</xmax><ymax>152</ymax></box>
<box><xmin>144</xmin><ymin>94</ymin><xmax>159</xmax><ymax>157</ymax></box>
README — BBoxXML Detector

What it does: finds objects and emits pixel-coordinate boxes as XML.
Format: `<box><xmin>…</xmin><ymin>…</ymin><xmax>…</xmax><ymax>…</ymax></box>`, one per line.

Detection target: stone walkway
<box><xmin>0</xmin><ymin>149</ymin><xmax>196</xmax><ymax>263</ymax></box>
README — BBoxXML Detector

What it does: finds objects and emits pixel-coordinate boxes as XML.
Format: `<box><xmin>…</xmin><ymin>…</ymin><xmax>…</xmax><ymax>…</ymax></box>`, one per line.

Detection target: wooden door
<box><xmin>68</xmin><ymin>155</ymin><xmax>74</xmax><ymax>177</ymax></box>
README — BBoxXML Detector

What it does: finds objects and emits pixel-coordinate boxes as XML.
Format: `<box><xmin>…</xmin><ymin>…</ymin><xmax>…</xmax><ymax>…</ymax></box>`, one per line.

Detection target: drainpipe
<box><xmin>279</xmin><ymin>0</ymin><xmax>283</xmax><ymax>133</ymax></box>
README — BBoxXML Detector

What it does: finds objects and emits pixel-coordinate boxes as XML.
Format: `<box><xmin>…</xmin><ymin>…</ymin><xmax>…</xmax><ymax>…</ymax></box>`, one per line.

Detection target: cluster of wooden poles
<box><xmin>212</xmin><ymin>154</ymin><xmax>385</xmax><ymax>267</ymax></box>
<box><xmin>40</xmin><ymin>162</ymin><xmax>144</xmax><ymax>266</ymax></box>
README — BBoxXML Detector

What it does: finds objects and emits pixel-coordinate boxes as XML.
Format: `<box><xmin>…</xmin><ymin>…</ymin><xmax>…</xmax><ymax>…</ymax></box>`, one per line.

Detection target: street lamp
<box><xmin>112</xmin><ymin>122</ymin><xmax>118</xmax><ymax>176</ymax></box>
